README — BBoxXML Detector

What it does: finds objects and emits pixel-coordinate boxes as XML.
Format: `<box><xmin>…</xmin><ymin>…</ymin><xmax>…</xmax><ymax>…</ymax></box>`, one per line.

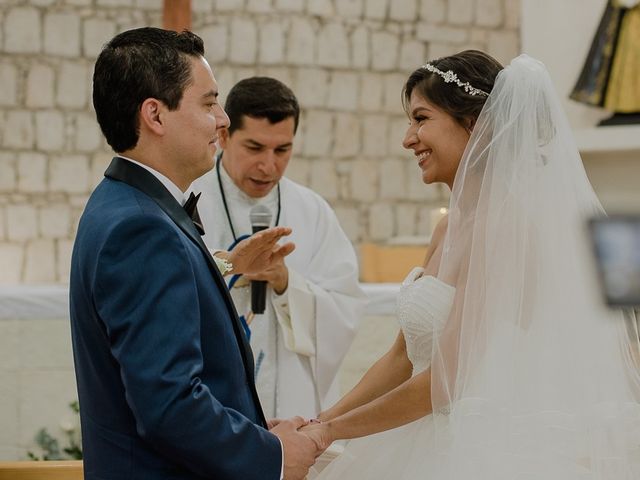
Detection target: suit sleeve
<box><xmin>93</xmin><ymin>214</ymin><xmax>281</xmax><ymax>480</ymax></box>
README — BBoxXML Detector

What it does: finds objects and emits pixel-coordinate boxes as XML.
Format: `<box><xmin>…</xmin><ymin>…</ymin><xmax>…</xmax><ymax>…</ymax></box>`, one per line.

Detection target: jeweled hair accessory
<box><xmin>422</xmin><ymin>63</ymin><xmax>489</xmax><ymax>97</ymax></box>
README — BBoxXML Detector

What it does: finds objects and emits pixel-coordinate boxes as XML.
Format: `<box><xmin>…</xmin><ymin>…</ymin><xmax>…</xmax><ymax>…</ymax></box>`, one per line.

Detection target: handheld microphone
<box><xmin>249</xmin><ymin>204</ymin><xmax>273</xmax><ymax>314</ymax></box>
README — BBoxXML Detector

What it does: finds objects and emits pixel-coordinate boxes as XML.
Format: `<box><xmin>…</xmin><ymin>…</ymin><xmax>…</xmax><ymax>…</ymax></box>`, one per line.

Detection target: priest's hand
<box><xmin>243</xmin><ymin>256</ymin><xmax>289</xmax><ymax>295</ymax></box>
<box><xmin>215</xmin><ymin>227</ymin><xmax>295</xmax><ymax>276</ymax></box>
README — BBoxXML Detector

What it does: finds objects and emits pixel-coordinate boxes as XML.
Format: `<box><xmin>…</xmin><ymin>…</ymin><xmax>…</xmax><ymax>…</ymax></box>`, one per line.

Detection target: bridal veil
<box><xmin>431</xmin><ymin>54</ymin><xmax>640</xmax><ymax>479</ymax></box>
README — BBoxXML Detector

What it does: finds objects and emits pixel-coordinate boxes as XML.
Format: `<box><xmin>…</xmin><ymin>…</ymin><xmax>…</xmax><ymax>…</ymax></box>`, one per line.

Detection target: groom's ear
<box><xmin>139</xmin><ymin>98</ymin><xmax>166</xmax><ymax>137</ymax></box>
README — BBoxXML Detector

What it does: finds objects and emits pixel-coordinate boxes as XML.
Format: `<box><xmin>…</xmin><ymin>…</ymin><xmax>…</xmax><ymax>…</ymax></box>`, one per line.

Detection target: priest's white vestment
<box><xmin>191</xmin><ymin>164</ymin><xmax>366</xmax><ymax>419</ymax></box>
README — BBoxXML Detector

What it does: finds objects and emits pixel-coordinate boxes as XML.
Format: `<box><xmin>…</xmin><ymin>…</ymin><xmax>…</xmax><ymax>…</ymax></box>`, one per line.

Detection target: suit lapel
<box><xmin>104</xmin><ymin>157</ymin><xmax>267</xmax><ymax>426</ymax></box>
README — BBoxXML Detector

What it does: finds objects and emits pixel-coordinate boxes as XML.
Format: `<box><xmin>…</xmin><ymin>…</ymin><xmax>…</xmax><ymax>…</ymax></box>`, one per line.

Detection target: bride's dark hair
<box><xmin>403</xmin><ymin>50</ymin><xmax>503</xmax><ymax>127</ymax></box>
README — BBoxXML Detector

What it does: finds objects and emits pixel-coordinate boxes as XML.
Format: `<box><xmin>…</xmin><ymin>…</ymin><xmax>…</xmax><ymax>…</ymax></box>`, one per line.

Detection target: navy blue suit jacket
<box><xmin>70</xmin><ymin>157</ymin><xmax>281</xmax><ymax>479</ymax></box>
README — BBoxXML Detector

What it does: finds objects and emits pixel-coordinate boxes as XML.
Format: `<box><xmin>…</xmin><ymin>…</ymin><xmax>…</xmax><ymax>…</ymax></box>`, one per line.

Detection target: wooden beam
<box><xmin>163</xmin><ymin>0</ymin><xmax>192</xmax><ymax>32</ymax></box>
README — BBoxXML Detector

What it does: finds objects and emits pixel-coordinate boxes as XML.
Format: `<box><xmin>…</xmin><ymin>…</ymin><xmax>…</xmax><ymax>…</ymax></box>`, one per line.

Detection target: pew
<box><xmin>0</xmin><ymin>461</ymin><xmax>83</xmax><ymax>480</ymax></box>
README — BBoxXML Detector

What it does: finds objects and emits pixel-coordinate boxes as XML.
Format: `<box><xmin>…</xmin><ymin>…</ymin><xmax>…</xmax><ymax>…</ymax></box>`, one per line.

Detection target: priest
<box><xmin>191</xmin><ymin>77</ymin><xmax>366</xmax><ymax>419</ymax></box>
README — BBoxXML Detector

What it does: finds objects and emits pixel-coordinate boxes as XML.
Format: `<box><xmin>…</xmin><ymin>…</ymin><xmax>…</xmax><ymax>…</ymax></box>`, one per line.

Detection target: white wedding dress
<box><xmin>312</xmin><ymin>267</ymin><xmax>456</xmax><ymax>479</ymax></box>
<box><xmin>314</xmin><ymin>263</ymin><xmax>640</xmax><ymax>479</ymax></box>
<box><xmin>313</xmin><ymin>55</ymin><xmax>640</xmax><ymax>479</ymax></box>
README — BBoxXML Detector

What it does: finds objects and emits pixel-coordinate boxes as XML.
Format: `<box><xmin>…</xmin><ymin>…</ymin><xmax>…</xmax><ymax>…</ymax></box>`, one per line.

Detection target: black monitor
<box><xmin>588</xmin><ymin>215</ymin><xmax>640</xmax><ymax>307</ymax></box>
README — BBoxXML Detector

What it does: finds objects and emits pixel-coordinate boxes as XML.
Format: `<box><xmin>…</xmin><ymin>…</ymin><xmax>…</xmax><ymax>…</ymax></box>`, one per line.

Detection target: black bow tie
<box><xmin>183</xmin><ymin>192</ymin><xmax>205</xmax><ymax>235</ymax></box>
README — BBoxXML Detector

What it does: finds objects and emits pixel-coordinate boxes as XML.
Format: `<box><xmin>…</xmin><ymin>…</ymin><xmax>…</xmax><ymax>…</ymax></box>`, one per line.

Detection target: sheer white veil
<box><xmin>431</xmin><ymin>54</ymin><xmax>640</xmax><ymax>478</ymax></box>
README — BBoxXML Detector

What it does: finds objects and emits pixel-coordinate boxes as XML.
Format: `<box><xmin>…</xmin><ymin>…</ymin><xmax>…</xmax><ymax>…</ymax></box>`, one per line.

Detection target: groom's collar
<box><xmin>116</xmin><ymin>155</ymin><xmax>188</xmax><ymax>206</ymax></box>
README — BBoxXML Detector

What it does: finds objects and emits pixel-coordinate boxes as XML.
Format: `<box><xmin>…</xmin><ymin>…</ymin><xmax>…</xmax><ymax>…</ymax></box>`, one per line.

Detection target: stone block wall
<box><xmin>0</xmin><ymin>317</ymin><xmax>77</xmax><ymax>460</ymax></box>
<box><xmin>0</xmin><ymin>0</ymin><xmax>520</xmax><ymax>284</ymax></box>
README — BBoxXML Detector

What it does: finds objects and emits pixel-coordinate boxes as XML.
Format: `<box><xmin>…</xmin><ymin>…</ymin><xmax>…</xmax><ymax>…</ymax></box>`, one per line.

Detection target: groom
<box><xmin>69</xmin><ymin>27</ymin><xmax>320</xmax><ymax>479</ymax></box>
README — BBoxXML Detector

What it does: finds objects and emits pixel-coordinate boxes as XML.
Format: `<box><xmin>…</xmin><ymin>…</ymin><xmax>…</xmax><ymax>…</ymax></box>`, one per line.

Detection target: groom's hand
<box><xmin>266</xmin><ymin>417</ymin><xmax>282</xmax><ymax>430</ymax></box>
<box><xmin>301</xmin><ymin>421</ymin><xmax>333</xmax><ymax>453</ymax></box>
<box><xmin>270</xmin><ymin>416</ymin><xmax>317</xmax><ymax>480</ymax></box>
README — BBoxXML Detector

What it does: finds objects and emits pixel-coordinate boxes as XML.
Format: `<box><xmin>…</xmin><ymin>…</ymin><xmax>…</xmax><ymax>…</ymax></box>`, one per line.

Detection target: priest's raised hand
<box><xmin>214</xmin><ymin>226</ymin><xmax>295</xmax><ymax>276</ymax></box>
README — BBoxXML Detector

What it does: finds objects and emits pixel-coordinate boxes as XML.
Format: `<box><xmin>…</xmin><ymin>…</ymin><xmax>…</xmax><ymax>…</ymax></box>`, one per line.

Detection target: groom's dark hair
<box><xmin>93</xmin><ymin>27</ymin><xmax>205</xmax><ymax>153</ymax></box>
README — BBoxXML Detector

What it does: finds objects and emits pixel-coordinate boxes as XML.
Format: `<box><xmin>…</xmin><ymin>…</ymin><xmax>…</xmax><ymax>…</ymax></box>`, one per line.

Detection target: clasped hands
<box><xmin>268</xmin><ymin>416</ymin><xmax>334</xmax><ymax>480</ymax></box>
<box><xmin>214</xmin><ymin>226</ymin><xmax>293</xmax><ymax>293</ymax></box>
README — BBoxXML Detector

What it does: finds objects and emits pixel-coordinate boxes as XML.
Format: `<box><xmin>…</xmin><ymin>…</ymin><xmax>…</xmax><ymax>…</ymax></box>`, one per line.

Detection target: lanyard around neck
<box><xmin>215</xmin><ymin>154</ymin><xmax>281</xmax><ymax>243</ymax></box>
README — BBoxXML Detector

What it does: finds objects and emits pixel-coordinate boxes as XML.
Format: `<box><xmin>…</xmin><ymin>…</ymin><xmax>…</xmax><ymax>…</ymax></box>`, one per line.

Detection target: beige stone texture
<box><xmin>7</xmin><ymin>204</ymin><xmax>38</xmax><ymax>242</ymax></box>
<box><xmin>0</xmin><ymin>244</ymin><xmax>24</xmax><ymax>283</ymax></box>
<box><xmin>247</xmin><ymin>0</ymin><xmax>272</xmax><ymax>13</ymax></box>
<box><xmin>371</xmin><ymin>31</ymin><xmax>399</xmax><ymax>71</ymax></box>
<box><xmin>309</xmin><ymin>159</ymin><xmax>339</xmax><ymax>200</ymax></box>
<box><xmin>0</xmin><ymin>152</ymin><xmax>16</xmax><ymax>192</ymax></box>
<box><xmin>56</xmin><ymin>238</ymin><xmax>73</xmax><ymax>282</ymax></box>
<box><xmin>337</xmin><ymin>0</ymin><xmax>364</xmax><ymax>18</ymax></box>
<box><xmin>327</xmin><ymin>72</ymin><xmax>358</xmax><ymax>111</ymax></box>
<box><xmin>5</xmin><ymin>7</ymin><xmax>41</xmax><ymax>54</ymax></box>
<box><xmin>35</xmin><ymin>110</ymin><xmax>66</xmax><ymax>152</ymax></box>
<box><xmin>56</xmin><ymin>62</ymin><xmax>89</xmax><ymax>109</ymax></box>
<box><xmin>302</xmin><ymin>110</ymin><xmax>332</xmax><ymax>157</ymax></box>
<box><xmin>4</xmin><ymin>111</ymin><xmax>35</xmax><ymax>149</ymax></box>
<box><xmin>333</xmin><ymin>205</ymin><xmax>360</xmax><ymax>241</ymax></box>
<box><xmin>390</xmin><ymin>0</ymin><xmax>418</xmax><ymax>21</ymax></box>
<box><xmin>0</xmin><ymin>0</ymin><xmax>527</xmax><ymax>285</ymax></box>
<box><xmin>39</xmin><ymin>204</ymin><xmax>71</xmax><ymax>239</ymax></box>
<box><xmin>44</xmin><ymin>12</ymin><xmax>81</xmax><ymax>57</ymax></box>
<box><xmin>26</xmin><ymin>64</ymin><xmax>55</xmax><ymax>108</ymax></box>
<box><xmin>333</xmin><ymin>113</ymin><xmax>361</xmax><ymax>158</ymax></box>
<box><xmin>294</xmin><ymin>68</ymin><xmax>328</xmax><ymax>108</ymax></box>
<box><xmin>349</xmin><ymin>159</ymin><xmax>378</xmax><ymax>202</ymax></box>
<box><xmin>317</xmin><ymin>23</ymin><xmax>350</xmax><ymax>69</ymax></box>
<box><xmin>259</xmin><ymin>21</ymin><xmax>285</xmax><ymax>65</ymax></box>
<box><xmin>476</xmin><ymin>0</ymin><xmax>503</xmax><ymax>27</ymax></box>
<box><xmin>419</xmin><ymin>0</ymin><xmax>446</xmax><ymax>23</ymax></box>
<box><xmin>307</xmin><ymin>0</ymin><xmax>335</xmax><ymax>17</ymax></box>
<box><xmin>358</xmin><ymin>73</ymin><xmax>383</xmax><ymax>112</ymax></box>
<box><xmin>379</xmin><ymin>159</ymin><xmax>407</xmax><ymax>199</ymax></box>
<box><xmin>83</xmin><ymin>17</ymin><xmax>117</xmax><ymax>58</ymax></box>
<box><xmin>24</xmin><ymin>239</ymin><xmax>56</xmax><ymax>283</ymax></box>
<box><xmin>0</xmin><ymin>63</ymin><xmax>18</xmax><ymax>107</ymax></box>
<box><xmin>487</xmin><ymin>30</ymin><xmax>519</xmax><ymax>64</ymax></box>
<box><xmin>399</xmin><ymin>38</ymin><xmax>426</xmax><ymax>71</ymax></box>
<box><xmin>49</xmin><ymin>155</ymin><xmax>90</xmax><ymax>194</ymax></box>
<box><xmin>17</xmin><ymin>153</ymin><xmax>47</xmax><ymax>193</ymax></box>
<box><xmin>361</xmin><ymin>114</ymin><xmax>389</xmax><ymax>157</ymax></box>
<box><xmin>368</xmin><ymin>202</ymin><xmax>395</xmax><ymax>241</ymax></box>
<box><xmin>286</xmin><ymin>18</ymin><xmax>316</xmax><ymax>65</ymax></box>
<box><xmin>230</xmin><ymin>18</ymin><xmax>257</xmax><ymax>65</ymax></box>
<box><xmin>199</xmin><ymin>24</ymin><xmax>228</xmax><ymax>63</ymax></box>
<box><xmin>448</xmin><ymin>0</ymin><xmax>475</xmax><ymax>25</ymax></box>
<box><xmin>275</xmin><ymin>0</ymin><xmax>305</xmax><ymax>11</ymax></box>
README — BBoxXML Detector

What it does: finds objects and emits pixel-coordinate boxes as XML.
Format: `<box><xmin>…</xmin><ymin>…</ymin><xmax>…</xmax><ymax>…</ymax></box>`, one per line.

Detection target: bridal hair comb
<box><xmin>422</xmin><ymin>63</ymin><xmax>490</xmax><ymax>97</ymax></box>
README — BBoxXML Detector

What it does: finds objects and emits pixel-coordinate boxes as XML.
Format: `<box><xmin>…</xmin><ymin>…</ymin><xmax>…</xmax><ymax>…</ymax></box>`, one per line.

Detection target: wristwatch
<box><xmin>213</xmin><ymin>255</ymin><xmax>233</xmax><ymax>276</ymax></box>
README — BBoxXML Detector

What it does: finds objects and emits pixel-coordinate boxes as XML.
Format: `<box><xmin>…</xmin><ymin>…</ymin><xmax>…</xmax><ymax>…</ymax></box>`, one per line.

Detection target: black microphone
<box><xmin>249</xmin><ymin>204</ymin><xmax>273</xmax><ymax>314</ymax></box>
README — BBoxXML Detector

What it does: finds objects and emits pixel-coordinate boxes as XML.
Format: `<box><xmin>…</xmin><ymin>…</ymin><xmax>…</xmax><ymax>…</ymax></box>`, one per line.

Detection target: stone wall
<box><xmin>0</xmin><ymin>0</ymin><xmax>520</xmax><ymax>284</ymax></box>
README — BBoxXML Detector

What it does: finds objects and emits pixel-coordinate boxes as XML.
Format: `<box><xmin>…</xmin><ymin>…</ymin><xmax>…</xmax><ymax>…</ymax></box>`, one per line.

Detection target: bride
<box><xmin>306</xmin><ymin>51</ymin><xmax>640</xmax><ymax>479</ymax></box>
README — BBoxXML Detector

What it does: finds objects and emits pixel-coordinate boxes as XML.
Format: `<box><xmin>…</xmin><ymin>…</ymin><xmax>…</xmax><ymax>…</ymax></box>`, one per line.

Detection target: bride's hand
<box><xmin>300</xmin><ymin>421</ymin><xmax>333</xmax><ymax>454</ymax></box>
<box><xmin>316</xmin><ymin>408</ymin><xmax>335</xmax><ymax>422</ymax></box>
